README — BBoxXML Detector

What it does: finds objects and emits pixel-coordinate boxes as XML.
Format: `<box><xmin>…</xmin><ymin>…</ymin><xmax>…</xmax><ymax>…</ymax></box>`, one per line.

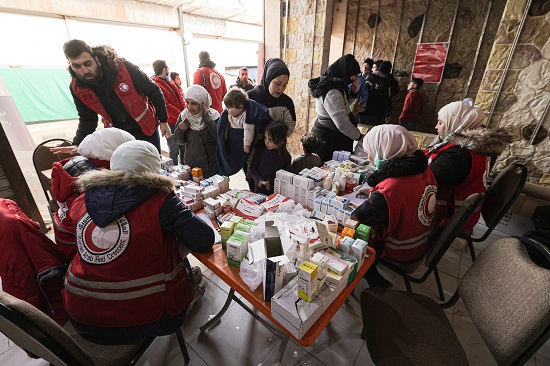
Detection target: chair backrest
<box><xmin>481</xmin><ymin>163</ymin><xmax>527</xmax><ymax>231</ymax></box>
<box><xmin>425</xmin><ymin>193</ymin><xmax>485</xmax><ymax>267</ymax></box>
<box><xmin>0</xmin><ymin>291</ymin><xmax>93</xmax><ymax>366</ymax></box>
<box><xmin>459</xmin><ymin>237</ymin><xmax>550</xmax><ymax>366</ymax></box>
<box><xmin>32</xmin><ymin>139</ymin><xmax>73</xmax><ymax>203</ymax></box>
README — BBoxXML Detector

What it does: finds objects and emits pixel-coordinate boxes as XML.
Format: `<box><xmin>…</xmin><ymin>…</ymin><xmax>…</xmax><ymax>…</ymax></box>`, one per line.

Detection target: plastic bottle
<box><xmin>338</xmin><ymin>174</ymin><xmax>347</xmax><ymax>193</ymax></box>
<box><xmin>323</xmin><ymin>174</ymin><xmax>333</xmax><ymax>190</ymax></box>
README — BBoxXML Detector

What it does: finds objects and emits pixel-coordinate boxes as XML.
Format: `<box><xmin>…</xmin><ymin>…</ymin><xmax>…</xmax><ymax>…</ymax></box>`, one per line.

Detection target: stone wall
<box><xmin>282</xmin><ymin>0</ymin><xmax>332</xmax><ymax>153</ymax></box>
<box><xmin>478</xmin><ymin>0</ymin><xmax>550</xmax><ymax>185</ymax></box>
<box><xmin>342</xmin><ymin>0</ymin><xmax>506</xmax><ymax>132</ymax></box>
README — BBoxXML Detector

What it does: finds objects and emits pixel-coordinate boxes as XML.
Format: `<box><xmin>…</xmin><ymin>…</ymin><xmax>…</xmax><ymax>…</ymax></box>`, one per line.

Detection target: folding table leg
<box><xmin>275</xmin><ymin>334</ymin><xmax>290</xmax><ymax>364</ymax></box>
<box><xmin>199</xmin><ymin>288</ymin><xmax>235</xmax><ymax>332</ymax></box>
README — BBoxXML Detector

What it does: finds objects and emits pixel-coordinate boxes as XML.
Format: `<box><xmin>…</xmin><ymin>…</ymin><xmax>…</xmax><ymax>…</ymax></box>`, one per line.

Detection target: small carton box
<box><xmin>351</xmin><ymin>239</ymin><xmax>368</xmax><ymax>267</ymax></box>
<box><xmin>344</xmin><ymin>219</ymin><xmax>359</xmax><ymax>229</ymax></box>
<box><xmin>227</xmin><ymin>233</ymin><xmax>249</xmax><ymax>265</ymax></box>
<box><xmin>356</xmin><ymin>224</ymin><xmax>372</xmax><ymax>242</ymax></box>
<box><xmin>337</xmin><ymin>236</ymin><xmax>355</xmax><ymax>254</ymax></box>
<box><xmin>310</xmin><ymin>252</ymin><xmax>329</xmax><ymax>279</ymax></box>
<box><xmin>234</xmin><ymin>222</ymin><xmax>252</xmax><ymax>233</ymax></box>
<box><xmin>341</xmin><ymin>227</ymin><xmax>355</xmax><ymax>239</ymax></box>
<box><xmin>192</xmin><ymin>167</ymin><xmax>203</xmax><ymax>178</ymax></box>
<box><xmin>298</xmin><ymin>261</ymin><xmax>318</xmax><ymax>302</ymax></box>
<box><xmin>229</xmin><ymin>215</ymin><xmax>243</xmax><ymax>225</ymax></box>
<box><xmin>234</xmin><ymin>199</ymin><xmax>265</xmax><ymax>220</ymax></box>
<box><xmin>220</xmin><ymin>221</ymin><xmax>237</xmax><ymax>249</ymax></box>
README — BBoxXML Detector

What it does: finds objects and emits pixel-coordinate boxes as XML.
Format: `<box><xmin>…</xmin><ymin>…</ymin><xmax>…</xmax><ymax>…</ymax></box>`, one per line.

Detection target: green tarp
<box><xmin>0</xmin><ymin>68</ymin><xmax>78</xmax><ymax>123</ymax></box>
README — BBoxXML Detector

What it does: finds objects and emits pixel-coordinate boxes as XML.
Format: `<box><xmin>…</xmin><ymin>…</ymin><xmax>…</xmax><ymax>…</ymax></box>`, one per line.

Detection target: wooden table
<box><xmin>193</xmin><ymin>243</ymin><xmax>375</xmax><ymax>363</ymax></box>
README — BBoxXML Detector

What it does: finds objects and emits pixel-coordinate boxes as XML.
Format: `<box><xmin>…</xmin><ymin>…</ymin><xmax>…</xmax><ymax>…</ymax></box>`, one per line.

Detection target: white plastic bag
<box><xmin>239</xmin><ymin>258</ymin><xmax>265</xmax><ymax>291</ymax></box>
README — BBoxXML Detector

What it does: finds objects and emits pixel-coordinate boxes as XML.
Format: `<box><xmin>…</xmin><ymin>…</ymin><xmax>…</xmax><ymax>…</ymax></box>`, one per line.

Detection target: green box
<box><xmin>356</xmin><ymin>224</ymin><xmax>372</xmax><ymax>242</ymax></box>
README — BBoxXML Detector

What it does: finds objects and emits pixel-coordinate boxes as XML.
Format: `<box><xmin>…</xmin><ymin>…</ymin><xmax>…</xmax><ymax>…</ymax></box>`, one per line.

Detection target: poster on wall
<box><xmin>412</xmin><ymin>42</ymin><xmax>449</xmax><ymax>83</ymax></box>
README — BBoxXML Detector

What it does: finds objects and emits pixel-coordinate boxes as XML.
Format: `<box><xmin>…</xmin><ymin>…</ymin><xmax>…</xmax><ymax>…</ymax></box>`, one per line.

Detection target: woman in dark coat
<box><xmin>309</xmin><ymin>54</ymin><xmax>363</xmax><ymax>162</ymax></box>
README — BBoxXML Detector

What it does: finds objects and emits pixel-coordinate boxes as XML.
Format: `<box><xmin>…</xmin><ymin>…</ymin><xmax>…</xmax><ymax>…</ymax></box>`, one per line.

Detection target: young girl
<box><xmin>174</xmin><ymin>85</ymin><xmax>219</xmax><ymax>178</ymax></box>
<box><xmin>217</xmin><ymin>87</ymin><xmax>272</xmax><ymax>176</ymax></box>
<box><xmin>248</xmin><ymin>122</ymin><xmax>291</xmax><ymax>195</ymax></box>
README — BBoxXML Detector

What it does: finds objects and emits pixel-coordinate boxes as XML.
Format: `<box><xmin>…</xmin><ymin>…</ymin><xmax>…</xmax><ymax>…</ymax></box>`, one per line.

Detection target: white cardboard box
<box><xmin>271</xmin><ymin>276</ymin><xmax>343</xmax><ymax>339</ymax></box>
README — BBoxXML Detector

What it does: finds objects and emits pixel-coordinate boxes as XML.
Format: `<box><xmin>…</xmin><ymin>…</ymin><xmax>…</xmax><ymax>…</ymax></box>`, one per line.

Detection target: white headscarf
<box><xmin>110</xmin><ymin>140</ymin><xmax>160</xmax><ymax>174</ymax></box>
<box><xmin>179</xmin><ymin>85</ymin><xmax>220</xmax><ymax>131</ymax></box>
<box><xmin>363</xmin><ymin>125</ymin><xmax>418</xmax><ymax>169</ymax></box>
<box><xmin>438</xmin><ymin>101</ymin><xmax>485</xmax><ymax>138</ymax></box>
<box><xmin>77</xmin><ymin>128</ymin><xmax>135</xmax><ymax>161</ymax></box>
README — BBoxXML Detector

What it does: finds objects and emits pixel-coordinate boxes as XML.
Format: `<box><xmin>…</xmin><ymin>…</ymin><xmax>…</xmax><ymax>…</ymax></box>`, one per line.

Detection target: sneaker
<box><xmin>187</xmin><ymin>281</ymin><xmax>206</xmax><ymax>312</ymax></box>
<box><xmin>189</xmin><ymin>266</ymin><xmax>203</xmax><ymax>287</ymax></box>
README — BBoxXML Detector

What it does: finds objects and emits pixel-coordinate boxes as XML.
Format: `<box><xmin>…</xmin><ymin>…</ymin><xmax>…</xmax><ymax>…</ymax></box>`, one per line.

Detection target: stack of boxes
<box><xmin>314</xmin><ymin>194</ymin><xmax>356</xmax><ymax>225</ymax></box>
<box><xmin>332</xmin><ymin>150</ymin><xmax>352</xmax><ymax>162</ymax></box>
<box><xmin>310</xmin><ymin>252</ymin><xmax>329</xmax><ymax>293</ymax></box>
<box><xmin>297</xmin><ymin>261</ymin><xmax>318</xmax><ymax>303</ymax></box>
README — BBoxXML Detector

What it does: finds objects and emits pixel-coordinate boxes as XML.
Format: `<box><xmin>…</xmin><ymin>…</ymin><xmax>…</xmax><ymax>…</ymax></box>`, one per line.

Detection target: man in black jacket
<box><xmin>52</xmin><ymin>40</ymin><xmax>170</xmax><ymax>154</ymax></box>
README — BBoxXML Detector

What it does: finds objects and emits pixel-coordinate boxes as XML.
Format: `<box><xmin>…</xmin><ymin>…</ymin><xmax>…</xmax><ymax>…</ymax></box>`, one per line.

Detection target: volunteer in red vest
<box><xmin>355</xmin><ymin>125</ymin><xmax>438</xmax><ymax>288</ymax></box>
<box><xmin>52</xmin><ymin>39</ymin><xmax>170</xmax><ymax>155</ymax></box>
<box><xmin>426</xmin><ymin>101</ymin><xmax>511</xmax><ymax>230</ymax></box>
<box><xmin>51</xmin><ymin>128</ymin><xmax>135</xmax><ymax>261</ymax></box>
<box><xmin>64</xmin><ymin>140</ymin><xmax>215</xmax><ymax>339</ymax></box>
<box><xmin>193</xmin><ymin>51</ymin><xmax>227</xmax><ymax>113</ymax></box>
<box><xmin>0</xmin><ymin>198</ymin><xmax>67</xmax><ymax>326</ymax></box>
<box><xmin>152</xmin><ymin>59</ymin><xmax>187</xmax><ymax>164</ymax></box>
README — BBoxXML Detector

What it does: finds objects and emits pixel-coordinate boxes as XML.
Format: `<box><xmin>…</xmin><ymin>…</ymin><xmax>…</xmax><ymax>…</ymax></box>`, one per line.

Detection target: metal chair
<box><xmin>361</xmin><ymin>236</ymin><xmax>550</xmax><ymax>366</ymax></box>
<box><xmin>31</xmin><ymin>139</ymin><xmax>74</xmax><ymax>224</ymax></box>
<box><xmin>459</xmin><ymin>163</ymin><xmax>527</xmax><ymax>262</ymax></box>
<box><xmin>379</xmin><ymin>193</ymin><xmax>484</xmax><ymax>301</ymax></box>
<box><xmin>0</xmin><ymin>290</ymin><xmax>191</xmax><ymax>365</ymax></box>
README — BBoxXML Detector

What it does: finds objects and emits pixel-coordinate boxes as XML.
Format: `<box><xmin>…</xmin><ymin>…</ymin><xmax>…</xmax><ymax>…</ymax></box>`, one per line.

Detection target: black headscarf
<box><xmin>248</xmin><ymin>58</ymin><xmax>296</xmax><ymax>121</ymax></box>
<box><xmin>308</xmin><ymin>54</ymin><xmax>360</xmax><ymax>99</ymax></box>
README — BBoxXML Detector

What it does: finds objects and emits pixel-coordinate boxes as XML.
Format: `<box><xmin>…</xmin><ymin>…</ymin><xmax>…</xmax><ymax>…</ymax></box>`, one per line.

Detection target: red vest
<box><xmin>0</xmin><ymin>199</ymin><xmax>67</xmax><ymax>326</ymax></box>
<box><xmin>65</xmin><ymin>192</ymin><xmax>192</xmax><ymax>328</ymax></box>
<box><xmin>151</xmin><ymin>77</ymin><xmax>186</xmax><ymax>125</ymax></box>
<box><xmin>71</xmin><ymin>59</ymin><xmax>158</xmax><ymax>136</ymax></box>
<box><xmin>371</xmin><ymin>169</ymin><xmax>438</xmax><ymax>262</ymax></box>
<box><xmin>427</xmin><ymin>144</ymin><xmax>489</xmax><ymax>229</ymax></box>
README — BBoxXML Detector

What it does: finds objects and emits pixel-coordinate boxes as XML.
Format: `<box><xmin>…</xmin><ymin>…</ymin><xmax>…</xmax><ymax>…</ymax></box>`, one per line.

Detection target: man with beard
<box><xmin>52</xmin><ymin>39</ymin><xmax>170</xmax><ymax>155</ymax></box>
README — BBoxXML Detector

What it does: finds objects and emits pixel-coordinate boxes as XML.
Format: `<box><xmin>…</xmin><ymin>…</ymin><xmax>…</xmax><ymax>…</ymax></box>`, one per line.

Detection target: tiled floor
<box><xmin>2</xmin><ymin>121</ymin><xmax>549</xmax><ymax>365</ymax></box>
<box><xmin>2</xmin><ymin>223</ymin><xmax>549</xmax><ymax>365</ymax></box>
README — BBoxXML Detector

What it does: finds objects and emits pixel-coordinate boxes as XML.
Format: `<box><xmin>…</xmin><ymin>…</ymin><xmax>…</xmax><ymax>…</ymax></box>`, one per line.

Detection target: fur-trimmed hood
<box><xmin>75</xmin><ymin>170</ymin><xmax>176</xmax><ymax>227</ymax></box>
<box><xmin>368</xmin><ymin>150</ymin><xmax>428</xmax><ymax>187</ymax></box>
<box><xmin>76</xmin><ymin>170</ymin><xmax>175</xmax><ymax>192</ymax></box>
<box><xmin>67</xmin><ymin>45</ymin><xmax>120</xmax><ymax>79</ymax></box>
<box><xmin>446</xmin><ymin>128</ymin><xmax>511</xmax><ymax>156</ymax></box>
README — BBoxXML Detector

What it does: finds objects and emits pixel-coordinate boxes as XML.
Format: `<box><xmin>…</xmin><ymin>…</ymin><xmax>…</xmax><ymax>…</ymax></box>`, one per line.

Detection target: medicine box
<box><xmin>191</xmin><ymin>167</ymin><xmax>202</xmax><ymax>177</ymax></box>
<box><xmin>298</xmin><ymin>261</ymin><xmax>318</xmax><ymax>302</ymax></box>
<box><xmin>356</xmin><ymin>224</ymin><xmax>372</xmax><ymax>242</ymax></box>
<box><xmin>227</xmin><ymin>233</ymin><xmax>249</xmax><ymax>265</ymax></box>
<box><xmin>341</xmin><ymin>227</ymin><xmax>355</xmax><ymax>239</ymax></box>
<box><xmin>220</xmin><ymin>221</ymin><xmax>236</xmax><ymax>248</ymax></box>
<box><xmin>337</xmin><ymin>236</ymin><xmax>355</xmax><ymax>254</ymax></box>
<box><xmin>351</xmin><ymin>239</ymin><xmax>368</xmax><ymax>268</ymax></box>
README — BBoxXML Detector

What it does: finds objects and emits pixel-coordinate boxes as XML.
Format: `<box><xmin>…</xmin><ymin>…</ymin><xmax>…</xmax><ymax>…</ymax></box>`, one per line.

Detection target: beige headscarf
<box><xmin>110</xmin><ymin>140</ymin><xmax>160</xmax><ymax>174</ymax></box>
<box><xmin>77</xmin><ymin>128</ymin><xmax>135</xmax><ymax>161</ymax></box>
<box><xmin>438</xmin><ymin>101</ymin><xmax>485</xmax><ymax>138</ymax></box>
<box><xmin>363</xmin><ymin>125</ymin><xmax>418</xmax><ymax>169</ymax></box>
<box><xmin>179</xmin><ymin>85</ymin><xmax>220</xmax><ymax>131</ymax></box>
